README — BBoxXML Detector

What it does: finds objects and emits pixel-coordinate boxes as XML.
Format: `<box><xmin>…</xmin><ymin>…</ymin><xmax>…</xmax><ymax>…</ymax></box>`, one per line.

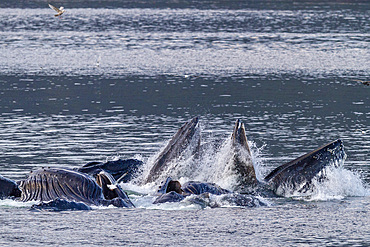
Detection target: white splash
<box><xmin>248</xmin><ymin>141</ymin><xmax>267</xmax><ymax>182</ymax></box>
<box><xmin>308</xmin><ymin>167</ymin><xmax>369</xmax><ymax>201</ymax></box>
<box><xmin>284</xmin><ymin>166</ymin><xmax>369</xmax><ymax>201</ymax></box>
<box><xmin>189</xmin><ymin>137</ymin><xmax>265</xmax><ymax>192</ymax></box>
<box><xmin>201</xmin><ymin>138</ymin><xmax>240</xmax><ymax>190</ymax></box>
<box><xmin>135</xmin><ymin>129</ymin><xmax>265</xmax><ymax>194</ymax></box>
<box><xmin>136</xmin><ymin>127</ymin><xmax>202</xmax><ymax>186</ymax></box>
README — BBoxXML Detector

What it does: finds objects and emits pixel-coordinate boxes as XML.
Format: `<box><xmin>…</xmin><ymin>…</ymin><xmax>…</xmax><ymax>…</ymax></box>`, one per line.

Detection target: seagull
<box><xmin>353</xmin><ymin>79</ymin><xmax>370</xmax><ymax>86</ymax></box>
<box><xmin>48</xmin><ymin>3</ymin><xmax>65</xmax><ymax>17</ymax></box>
<box><xmin>355</xmin><ymin>129</ymin><xmax>369</xmax><ymax>134</ymax></box>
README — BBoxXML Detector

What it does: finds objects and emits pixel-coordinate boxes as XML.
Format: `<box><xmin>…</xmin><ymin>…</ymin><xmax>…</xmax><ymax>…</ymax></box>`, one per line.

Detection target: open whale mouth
<box><xmin>264</xmin><ymin>139</ymin><xmax>347</xmax><ymax>196</ymax></box>
<box><xmin>144</xmin><ymin>116</ymin><xmax>200</xmax><ymax>184</ymax></box>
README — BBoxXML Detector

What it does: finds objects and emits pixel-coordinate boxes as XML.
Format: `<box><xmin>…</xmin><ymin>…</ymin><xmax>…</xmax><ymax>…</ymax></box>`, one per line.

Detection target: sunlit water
<box><xmin>0</xmin><ymin>0</ymin><xmax>369</xmax><ymax>246</ymax></box>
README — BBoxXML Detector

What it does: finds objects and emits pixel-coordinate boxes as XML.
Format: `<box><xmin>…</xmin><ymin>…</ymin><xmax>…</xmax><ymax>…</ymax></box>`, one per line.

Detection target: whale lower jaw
<box><xmin>264</xmin><ymin>139</ymin><xmax>346</xmax><ymax>196</ymax></box>
<box><xmin>144</xmin><ymin>117</ymin><xmax>200</xmax><ymax>184</ymax></box>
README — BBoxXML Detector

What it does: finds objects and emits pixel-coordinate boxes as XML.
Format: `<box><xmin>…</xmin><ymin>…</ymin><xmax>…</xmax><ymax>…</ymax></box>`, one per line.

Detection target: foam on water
<box><xmin>121</xmin><ymin>182</ymin><xmax>154</xmax><ymax>196</ymax></box>
<box><xmin>129</xmin><ymin>193</ymin><xmax>204</xmax><ymax>211</ymax></box>
<box><xmin>0</xmin><ymin>199</ymin><xmax>37</xmax><ymax>208</ymax></box>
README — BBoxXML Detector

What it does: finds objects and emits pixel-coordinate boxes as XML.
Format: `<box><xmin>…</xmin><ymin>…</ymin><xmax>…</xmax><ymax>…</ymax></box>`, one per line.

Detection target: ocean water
<box><xmin>0</xmin><ymin>0</ymin><xmax>369</xmax><ymax>246</ymax></box>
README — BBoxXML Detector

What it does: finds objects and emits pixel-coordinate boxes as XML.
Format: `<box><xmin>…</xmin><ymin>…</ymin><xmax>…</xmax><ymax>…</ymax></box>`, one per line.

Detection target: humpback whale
<box><xmin>77</xmin><ymin>158</ymin><xmax>143</xmax><ymax>183</ymax></box>
<box><xmin>153</xmin><ymin>177</ymin><xmax>265</xmax><ymax>207</ymax></box>
<box><xmin>229</xmin><ymin>120</ymin><xmax>347</xmax><ymax>195</ymax></box>
<box><xmin>0</xmin><ymin>175</ymin><xmax>21</xmax><ymax>199</ymax></box>
<box><xmin>18</xmin><ymin>168</ymin><xmax>134</xmax><ymax>209</ymax></box>
<box><xmin>31</xmin><ymin>199</ymin><xmax>92</xmax><ymax>211</ymax></box>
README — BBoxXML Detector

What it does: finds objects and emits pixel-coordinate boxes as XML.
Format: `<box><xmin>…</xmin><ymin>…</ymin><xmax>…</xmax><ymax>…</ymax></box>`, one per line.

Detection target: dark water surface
<box><xmin>0</xmin><ymin>0</ymin><xmax>369</xmax><ymax>246</ymax></box>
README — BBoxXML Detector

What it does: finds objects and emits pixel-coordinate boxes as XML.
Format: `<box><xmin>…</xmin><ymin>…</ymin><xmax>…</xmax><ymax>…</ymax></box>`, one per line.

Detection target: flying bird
<box><xmin>353</xmin><ymin>79</ymin><xmax>370</xmax><ymax>86</ymax></box>
<box><xmin>48</xmin><ymin>3</ymin><xmax>65</xmax><ymax>17</ymax></box>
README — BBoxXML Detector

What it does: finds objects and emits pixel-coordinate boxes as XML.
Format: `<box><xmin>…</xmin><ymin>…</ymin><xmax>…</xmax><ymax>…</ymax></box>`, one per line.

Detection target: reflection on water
<box><xmin>0</xmin><ymin>7</ymin><xmax>369</xmax><ymax>77</ymax></box>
